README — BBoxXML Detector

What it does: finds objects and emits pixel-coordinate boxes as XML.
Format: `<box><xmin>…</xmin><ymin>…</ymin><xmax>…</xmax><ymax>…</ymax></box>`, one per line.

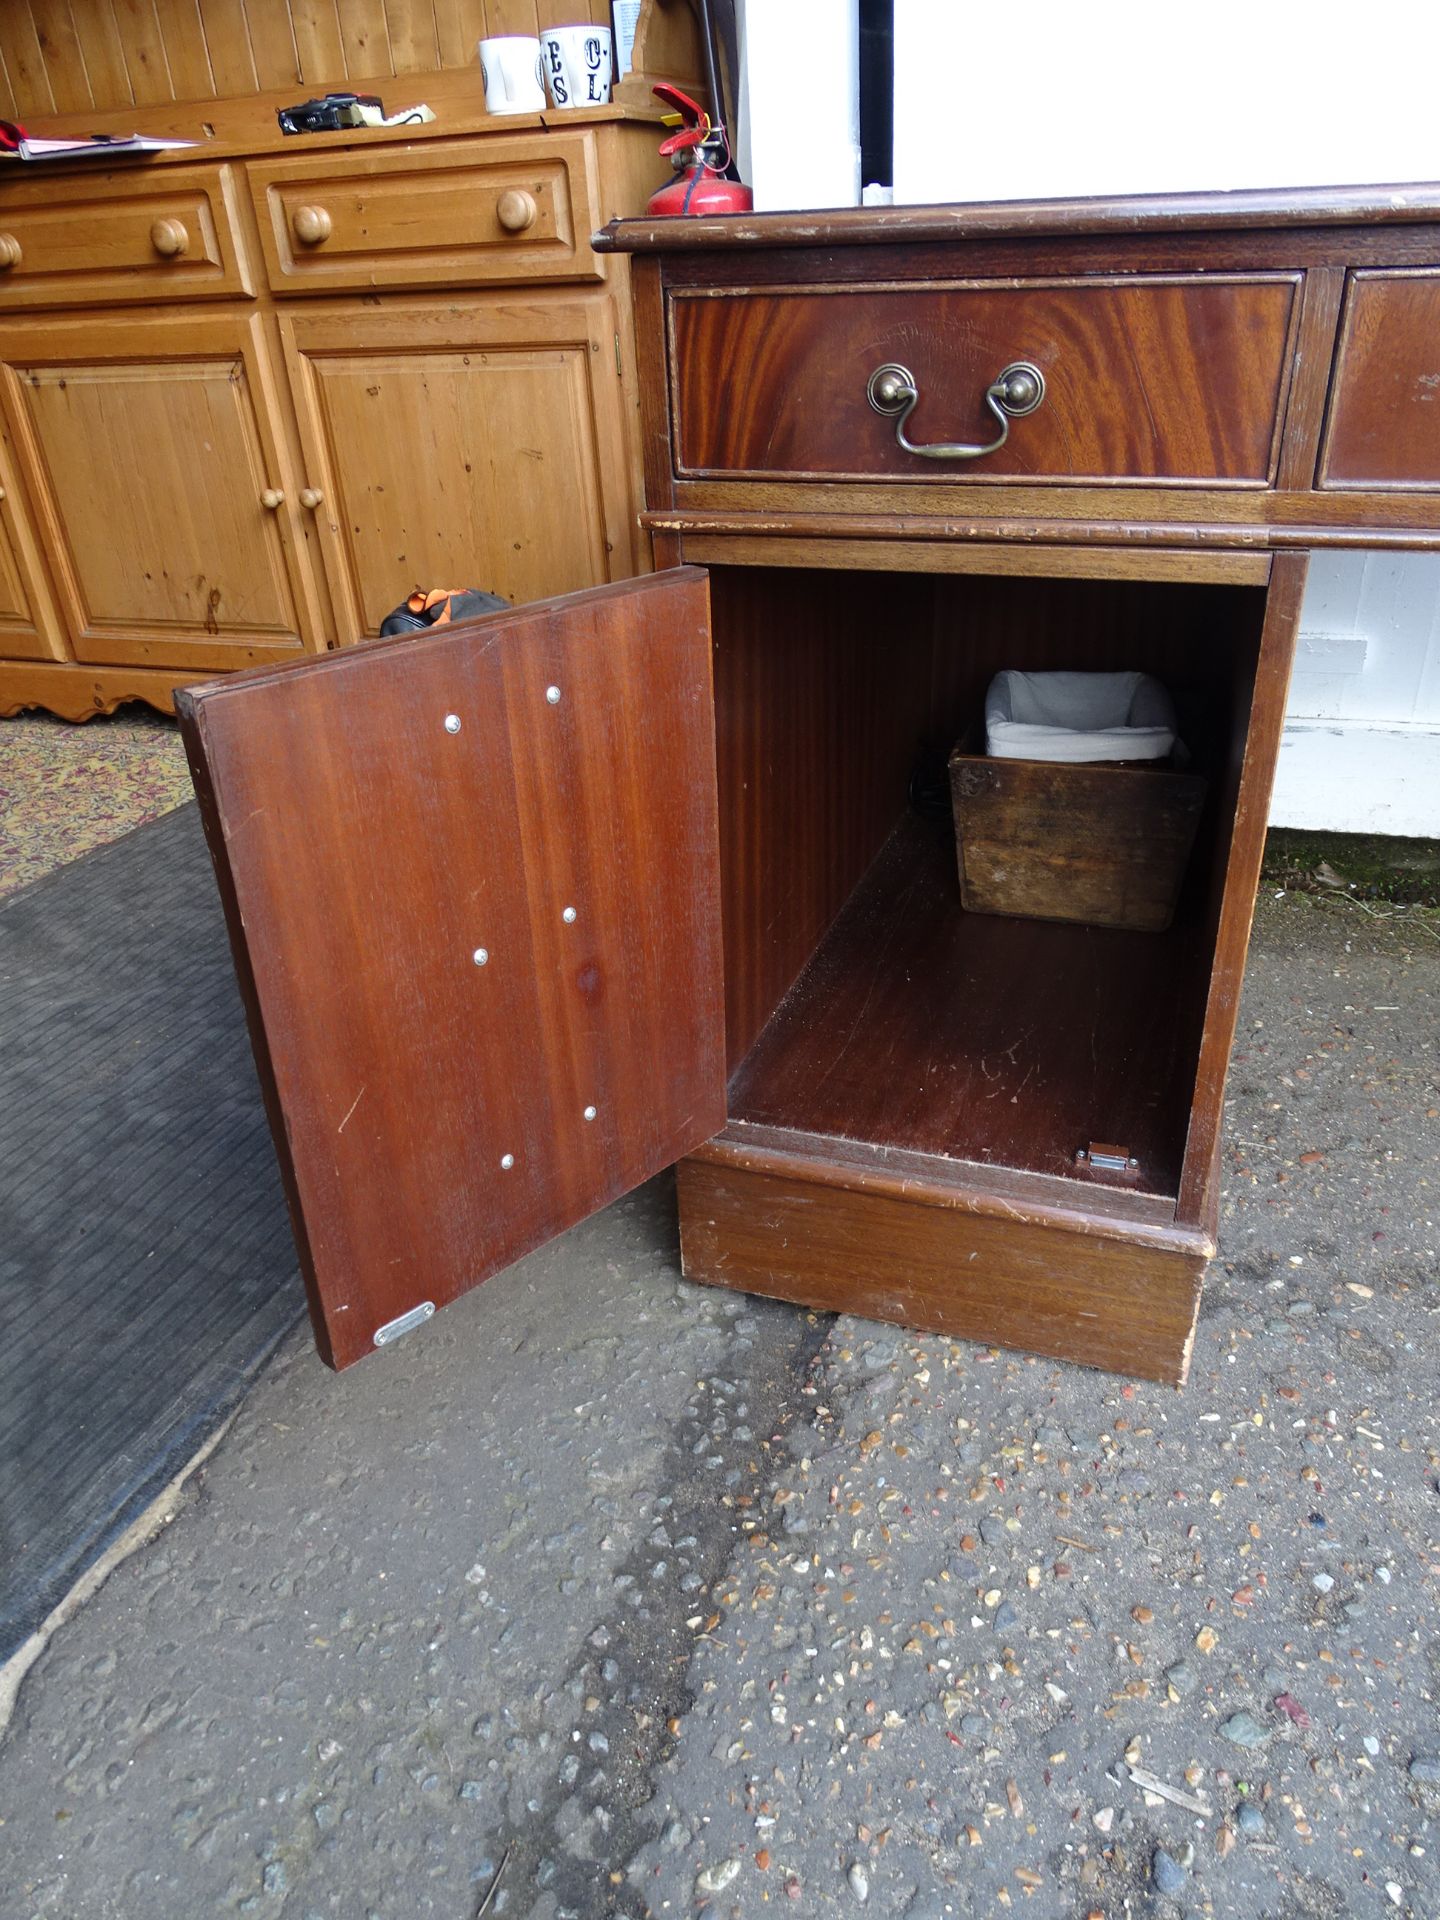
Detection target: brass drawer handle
<box><xmin>150</xmin><ymin>217</ymin><xmax>189</xmax><ymax>257</ymax></box>
<box><xmin>299</xmin><ymin>487</ymin><xmax>324</xmax><ymax>510</ymax></box>
<box><xmin>292</xmin><ymin>203</ymin><xmax>333</xmax><ymax>246</ymax></box>
<box><xmin>867</xmin><ymin>360</ymin><xmax>1046</xmax><ymax>461</ymax></box>
<box><xmin>496</xmin><ymin>188</ymin><xmax>538</xmax><ymax>233</ymax></box>
<box><xmin>260</xmin><ymin>488</ymin><xmax>285</xmax><ymax>509</ymax></box>
<box><xmin>0</xmin><ymin>233</ymin><xmax>21</xmax><ymax>270</ymax></box>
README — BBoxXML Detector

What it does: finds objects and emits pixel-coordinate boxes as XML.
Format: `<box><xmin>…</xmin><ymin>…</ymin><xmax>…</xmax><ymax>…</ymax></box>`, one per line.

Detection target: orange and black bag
<box><xmin>378</xmin><ymin>587</ymin><xmax>509</xmax><ymax>636</ymax></box>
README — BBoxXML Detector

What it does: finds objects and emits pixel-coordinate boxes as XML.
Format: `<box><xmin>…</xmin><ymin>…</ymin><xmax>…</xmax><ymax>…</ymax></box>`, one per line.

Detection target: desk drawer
<box><xmin>0</xmin><ymin>166</ymin><xmax>250</xmax><ymax>310</ymax></box>
<box><xmin>670</xmin><ymin>276</ymin><xmax>1301</xmax><ymax>486</ymax></box>
<box><xmin>248</xmin><ymin>135</ymin><xmax>602</xmax><ymax>294</ymax></box>
<box><xmin>1319</xmin><ymin>271</ymin><xmax>1440</xmax><ymax>490</ymax></box>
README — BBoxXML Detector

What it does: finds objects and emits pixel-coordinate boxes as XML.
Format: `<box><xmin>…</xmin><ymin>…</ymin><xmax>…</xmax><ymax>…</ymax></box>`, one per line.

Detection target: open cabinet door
<box><xmin>176</xmin><ymin>570</ymin><xmax>724</xmax><ymax>1369</ymax></box>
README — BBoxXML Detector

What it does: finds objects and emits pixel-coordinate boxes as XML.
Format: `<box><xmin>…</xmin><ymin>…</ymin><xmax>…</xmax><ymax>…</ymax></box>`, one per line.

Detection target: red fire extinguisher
<box><xmin>646</xmin><ymin>83</ymin><xmax>753</xmax><ymax>218</ymax></box>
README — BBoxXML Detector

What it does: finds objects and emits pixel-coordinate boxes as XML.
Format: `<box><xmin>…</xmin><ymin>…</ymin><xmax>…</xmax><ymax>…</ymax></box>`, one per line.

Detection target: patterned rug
<box><xmin>0</xmin><ymin>711</ymin><xmax>193</xmax><ymax>899</ymax></box>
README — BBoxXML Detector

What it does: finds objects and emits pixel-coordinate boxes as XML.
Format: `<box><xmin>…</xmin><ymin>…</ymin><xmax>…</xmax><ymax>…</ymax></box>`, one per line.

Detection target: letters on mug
<box><xmin>543</xmin><ymin>29</ymin><xmax>611</xmax><ymax>106</ymax></box>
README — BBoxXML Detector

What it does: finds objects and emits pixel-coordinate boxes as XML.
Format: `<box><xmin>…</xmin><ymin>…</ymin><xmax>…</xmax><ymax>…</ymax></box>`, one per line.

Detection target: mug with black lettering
<box><xmin>540</xmin><ymin>24</ymin><xmax>613</xmax><ymax>107</ymax></box>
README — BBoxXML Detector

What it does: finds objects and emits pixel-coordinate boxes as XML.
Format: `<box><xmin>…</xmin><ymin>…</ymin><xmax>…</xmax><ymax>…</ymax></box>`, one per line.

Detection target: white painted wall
<box><xmin>1276</xmin><ymin>557</ymin><xmax>1440</xmax><ymax>836</ymax></box>
<box><xmin>736</xmin><ymin>0</ymin><xmax>860</xmax><ymax>211</ymax></box>
<box><xmin>891</xmin><ymin>0</ymin><xmax>1440</xmax><ymax>204</ymax></box>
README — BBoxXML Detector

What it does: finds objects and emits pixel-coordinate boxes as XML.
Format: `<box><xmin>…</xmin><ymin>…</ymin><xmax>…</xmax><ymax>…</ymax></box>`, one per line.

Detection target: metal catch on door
<box><xmin>372</xmin><ymin>1300</ymin><xmax>436</xmax><ymax>1347</ymax></box>
<box><xmin>1075</xmin><ymin>1142</ymin><xmax>1139</xmax><ymax>1174</ymax></box>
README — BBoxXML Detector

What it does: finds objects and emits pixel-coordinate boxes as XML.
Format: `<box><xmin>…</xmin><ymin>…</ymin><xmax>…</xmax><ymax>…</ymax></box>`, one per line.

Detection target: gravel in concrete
<box><xmin>1</xmin><ymin>889</ymin><xmax>1437</xmax><ymax>1920</ymax></box>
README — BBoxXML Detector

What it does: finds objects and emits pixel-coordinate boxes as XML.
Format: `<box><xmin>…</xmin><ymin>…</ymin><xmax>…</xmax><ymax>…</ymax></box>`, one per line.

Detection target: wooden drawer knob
<box><xmin>292</xmin><ymin>203</ymin><xmax>333</xmax><ymax>246</ymax></box>
<box><xmin>150</xmin><ymin>217</ymin><xmax>189</xmax><ymax>258</ymax></box>
<box><xmin>260</xmin><ymin>487</ymin><xmax>285</xmax><ymax>510</ymax></box>
<box><xmin>496</xmin><ymin>188</ymin><xmax>538</xmax><ymax>233</ymax></box>
<box><xmin>299</xmin><ymin>487</ymin><xmax>324</xmax><ymax>510</ymax></box>
<box><xmin>0</xmin><ymin>233</ymin><xmax>21</xmax><ymax>270</ymax></box>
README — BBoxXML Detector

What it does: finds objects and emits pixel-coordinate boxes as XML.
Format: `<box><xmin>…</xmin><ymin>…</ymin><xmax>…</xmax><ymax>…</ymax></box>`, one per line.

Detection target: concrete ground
<box><xmin>1</xmin><ymin>887</ymin><xmax>1438</xmax><ymax>1920</ymax></box>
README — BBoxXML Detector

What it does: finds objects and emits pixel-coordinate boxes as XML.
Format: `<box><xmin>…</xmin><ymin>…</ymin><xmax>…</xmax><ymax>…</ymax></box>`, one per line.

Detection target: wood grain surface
<box><xmin>949</xmin><ymin>750</ymin><xmax>1207</xmax><ymax>934</ymax></box>
<box><xmin>708</xmin><ymin>565</ymin><xmax>934</xmax><ymax>1068</ymax></box>
<box><xmin>1319</xmin><ymin>271</ymin><xmax>1440</xmax><ymax>489</ymax></box>
<box><xmin>727</xmin><ymin>815</ymin><xmax>1196</xmax><ymax>1200</ymax></box>
<box><xmin>0</xmin><ymin>111</ymin><xmax>665</xmax><ymax>720</ymax></box>
<box><xmin>0</xmin><ymin>659</ymin><xmax>189</xmax><ymax>718</ymax></box>
<box><xmin>1175</xmin><ymin>551</ymin><xmax>1307</xmax><ymax>1221</ymax></box>
<box><xmin>695</xmin><ymin>1121</ymin><xmax>1199</xmax><ymax>1240</ymax></box>
<box><xmin>0</xmin><ymin>164</ymin><xmax>249</xmax><ymax>311</ymax></box>
<box><xmin>178</xmin><ymin>569</ymin><xmax>725</xmax><ymax>1369</ymax></box>
<box><xmin>278</xmin><ymin>292</ymin><xmax>641</xmax><ymax>633</ymax></box>
<box><xmin>246</xmin><ymin>133</ymin><xmax>599</xmax><ymax>295</ymax></box>
<box><xmin>0</xmin><ymin>0</ymin><xmax>615</xmax><ymax>116</ymax></box>
<box><xmin>710</xmin><ymin>564</ymin><xmax>1267</xmax><ymax>1205</ymax></box>
<box><xmin>669</xmin><ymin>279</ymin><xmax>1300</xmax><ymax>485</ymax></box>
<box><xmin>598</xmin><ymin>185</ymin><xmax>1440</xmax><ymax>252</ymax></box>
<box><xmin>678</xmin><ymin>1155</ymin><xmax>1205</xmax><ymax>1386</ymax></box>
<box><xmin>1</xmin><ymin>309</ymin><xmax>321</xmax><ymax>671</ymax></box>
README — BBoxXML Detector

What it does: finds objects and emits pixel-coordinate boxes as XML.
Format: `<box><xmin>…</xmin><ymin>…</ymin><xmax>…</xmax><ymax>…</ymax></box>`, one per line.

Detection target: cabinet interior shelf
<box><xmin>726</xmin><ymin>811</ymin><xmax>1193</xmax><ymax>1199</ymax></box>
<box><xmin>707</xmin><ymin>561</ymin><xmax>1268</xmax><ymax>1223</ymax></box>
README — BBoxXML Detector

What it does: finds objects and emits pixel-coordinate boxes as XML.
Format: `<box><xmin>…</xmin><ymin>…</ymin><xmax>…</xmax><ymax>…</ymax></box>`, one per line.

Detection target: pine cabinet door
<box><xmin>279</xmin><ymin>295</ymin><xmax>644</xmax><ymax>641</ymax></box>
<box><xmin>178</xmin><ymin>570</ymin><xmax>724</xmax><ymax>1370</ymax></box>
<box><xmin>0</xmin><ymin>416</ymin><xmax>63</xmax><ymax>662</ymax></box>
<box><xmin>0</xmin><ymin>312</ymin><xmax>324</xmax><ymax>673</ymax></box>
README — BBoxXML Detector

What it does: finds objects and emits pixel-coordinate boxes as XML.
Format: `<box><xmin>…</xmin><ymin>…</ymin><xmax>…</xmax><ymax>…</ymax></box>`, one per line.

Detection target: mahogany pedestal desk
<box><xmin>179</xmin><ymin>187</ymin><xmax>1440</xmax><ymax>1385</ymax></box>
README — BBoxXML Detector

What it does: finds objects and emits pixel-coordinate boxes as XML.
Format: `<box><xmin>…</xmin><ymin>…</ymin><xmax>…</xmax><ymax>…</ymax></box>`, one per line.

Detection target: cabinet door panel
<box><xmin>0</xmin><ymin>428</ymin><xmax>64</xmax><ymax>661</ymax></box>
<box><xmin>177</xmin><ymin>570</ymin><xmax>724</xmax><ymax>1371</ymax></box>
<box><xmin>282</xmin><ymin>300</ymin><xmax>638</xmax><ymax>639</ymax></box>
<box><xmin>1319</xmin><ymin>271</ymin><xmax>1440</xmax><ymax>489</ymax></box>
<box><xmin>0</xmin><ymin>314</ymin><xmax>321</xmax><ymax>672</ymax></box>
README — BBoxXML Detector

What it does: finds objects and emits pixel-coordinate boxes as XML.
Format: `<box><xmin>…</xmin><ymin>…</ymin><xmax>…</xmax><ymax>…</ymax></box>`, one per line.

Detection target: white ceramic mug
<box><xmin>478</xmin><ymin>35</ymin><xmax>547</xmax><ymax>114</ymax></box>
<box><xmin>540</xmin><ymin>24</ymin><xmax>614</xmax><ymax>107</ymax></box>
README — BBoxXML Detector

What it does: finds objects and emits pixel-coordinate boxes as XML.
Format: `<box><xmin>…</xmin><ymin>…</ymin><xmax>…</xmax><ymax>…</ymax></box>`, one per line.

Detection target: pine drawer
<box><xmin>0</xmin><ymin>165</ymin><xmax>251</xmax><ymax>310</ymax></box>
<box><xmin>246</xmin><ymin>134</ymin><xmax>604</xmax><ymax>295</ymax></box>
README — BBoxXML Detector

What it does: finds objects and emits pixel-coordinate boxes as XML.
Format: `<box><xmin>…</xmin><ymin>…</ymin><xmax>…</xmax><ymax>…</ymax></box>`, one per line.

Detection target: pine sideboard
<box><xmin>0</xmin><ymin>11</ymin><xmax>703</xmax><ymax>722</ymax></box>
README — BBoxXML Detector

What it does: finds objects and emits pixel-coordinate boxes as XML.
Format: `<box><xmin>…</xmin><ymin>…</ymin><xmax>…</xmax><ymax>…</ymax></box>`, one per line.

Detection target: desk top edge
<box><xmin>596</xmin><ymin>182</ymin><xmax>1440</xmax><ymax>253</ymax></box>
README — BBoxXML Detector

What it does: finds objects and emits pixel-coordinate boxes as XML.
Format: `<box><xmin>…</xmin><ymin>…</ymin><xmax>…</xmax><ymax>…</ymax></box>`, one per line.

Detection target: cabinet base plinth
<box><xmin>677</xmin><ymin>1154</ymin><xmax>1204</xmax><ymax>1387</ymax></box>
<box><xmin>0</xmin><ymin>662</ymin><xmax>186</xmax><ymax>721</ymax></box>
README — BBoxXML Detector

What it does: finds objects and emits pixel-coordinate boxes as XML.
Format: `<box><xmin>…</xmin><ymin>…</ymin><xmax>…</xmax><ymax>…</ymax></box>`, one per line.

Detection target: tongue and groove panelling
<box><xmin>0</xmin><ymin>0</ymin><xmax>611</xmax><ymax>118</ymax></box>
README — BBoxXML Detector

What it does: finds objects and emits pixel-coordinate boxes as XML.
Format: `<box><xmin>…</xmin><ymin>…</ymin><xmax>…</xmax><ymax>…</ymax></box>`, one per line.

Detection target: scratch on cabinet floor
<box><xmin>337</xmin><ymin>1085</ymin><xmax>367</xmax><ymax>1135</ymax></box>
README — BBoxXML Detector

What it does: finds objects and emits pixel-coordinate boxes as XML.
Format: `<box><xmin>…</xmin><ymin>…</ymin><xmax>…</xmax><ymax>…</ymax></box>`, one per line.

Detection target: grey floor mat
<box><xmin>0</xmin><ymin>804</ymin><xmax>304</xmax><ymax>1662</ymax></box>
